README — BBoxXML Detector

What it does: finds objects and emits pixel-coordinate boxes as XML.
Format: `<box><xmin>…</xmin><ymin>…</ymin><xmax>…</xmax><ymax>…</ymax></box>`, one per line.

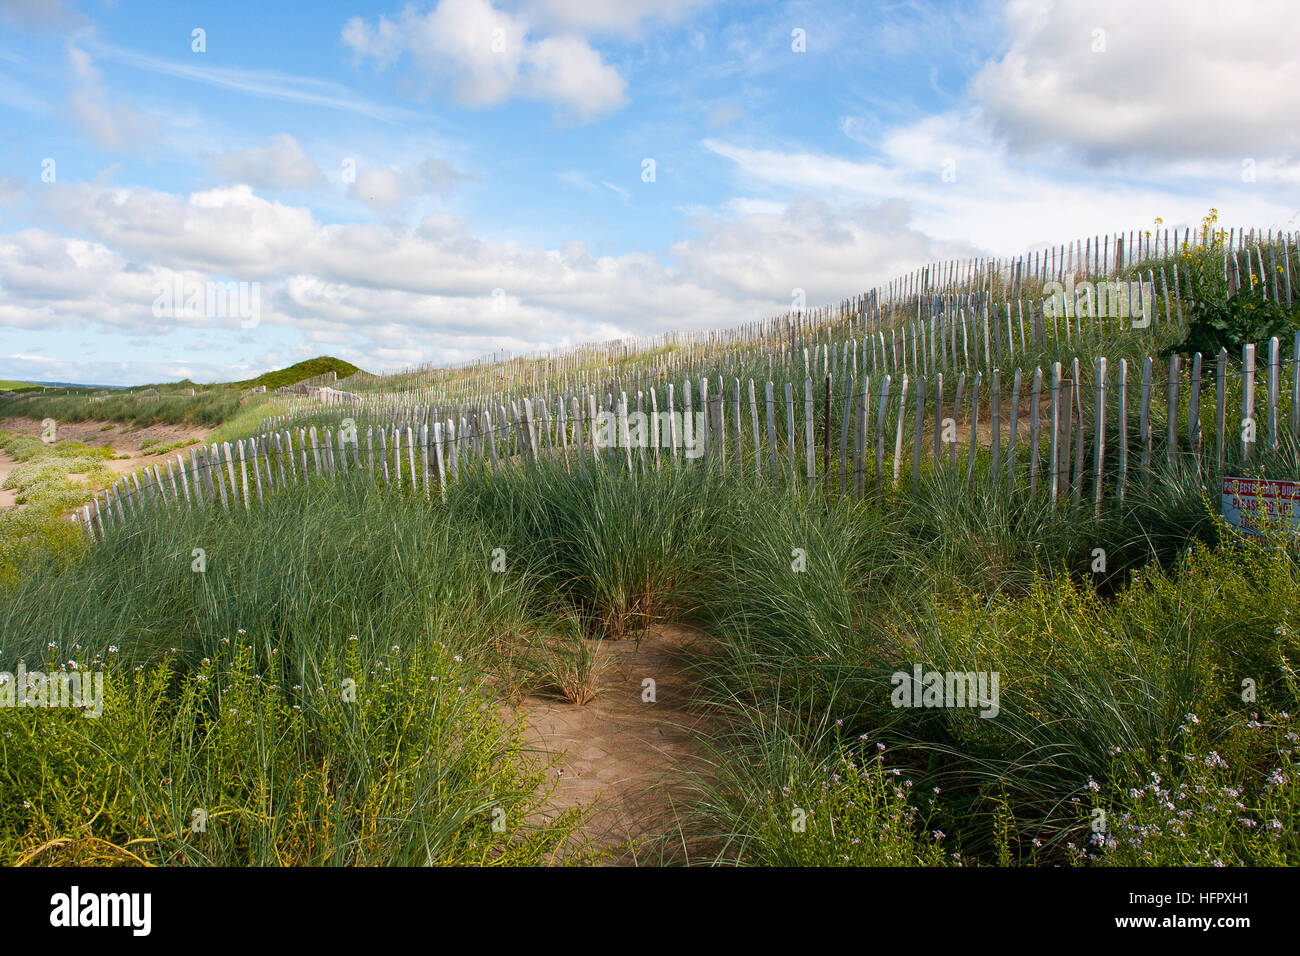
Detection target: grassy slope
<box><xmin>0</xmin><ymin>356</ymin><xmax>366</xmax><ymax>432</ymax></box>
<box><xmin>233</xmin><ymin>356</ymin><xmax>361</xmax><ymax>390</ymax></box>
<box><xmin>2</xmin><ymin>444</ymin><xmax>1296</xmax><ymax>865</ymax></box>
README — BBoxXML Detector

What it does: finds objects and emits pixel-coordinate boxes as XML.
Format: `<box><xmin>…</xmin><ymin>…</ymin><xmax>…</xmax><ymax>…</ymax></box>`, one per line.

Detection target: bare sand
<box><xmin>0</xmin><ymin>417</ymin><xmax>212</xmax><ymax>512</ymax></box>
<box><xmin>513</xmin><ymin>625</ymin><xmax>713</xmax><ymax>865</ymax></box>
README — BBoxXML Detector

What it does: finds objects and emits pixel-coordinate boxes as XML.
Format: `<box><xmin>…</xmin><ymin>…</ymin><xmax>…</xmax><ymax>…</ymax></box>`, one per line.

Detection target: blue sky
<box><xmin>1</xmin><ymin>0</ymin><xmax>1297</xmax><ymax>385</ymax></box>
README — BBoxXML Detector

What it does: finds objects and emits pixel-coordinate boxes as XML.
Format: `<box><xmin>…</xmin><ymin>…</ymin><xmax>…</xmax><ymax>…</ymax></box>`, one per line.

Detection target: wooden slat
<box><xmin>1093</xmin><ymin>357</ymin><xmax>1107</xmax><ymax>517</ymax></box>
<box><xmin>1166</xmin><ymin>355</ymin><xmax>1181</xmax><ymax>469</ymax></box>
<box><xmin>893</xmin><ymin>372</ymin><xmax>909</xmax><ymax>488</ymax></box>
<box><xmin>874</xmin><ymin>374</ymin><xmax>891</xmax><ymax>498</ymax></box>
<box><xmin>1241</xmin><ymin>343</ymin><xmax>1256</xmax><ymax>462</ymax></box>
<box><xmin>805</xmin><ymin>375</ymin><xmax>816</xmax><ymax>492</ymax></box>
<box><xmin>911</xmin><ymin>375</ymin><xmax>926</xmax><ymax>493</ymax></box>
<box><xmin>989</xmin><ymin>368</ymin><xmax>1001</xmax><ymax>481</ymax></box>
<box><xmin>1268</xmin><ymin>336</ymin><xmax>1280</xmax><ymax>454</ymax></box>
<box><xmin>1117</xmin><ymin>359</ymin><xmax>1129</xmax><ymax>504</ymax></box>
<box><xmin>1139</xmin><ymin>357</ymin><xmax>1153</xmax><ymax>482</ymax></box>
<box><xmin>1216</xmin><ymin>348</ymin><xmax>1227</xmax><ymax>471</ymax></box>
<box><xmin>1049</xmin><ymin>362</ymin><xmax>1061</xmax><ymax>506</ymax></box>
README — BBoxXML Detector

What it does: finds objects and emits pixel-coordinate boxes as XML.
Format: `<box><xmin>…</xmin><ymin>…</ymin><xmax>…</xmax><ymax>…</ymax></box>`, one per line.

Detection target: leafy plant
<box><xmin>1168</xmin><ymin>285</ymin><xmax>1300</xmax><ymax>358</ymax></box>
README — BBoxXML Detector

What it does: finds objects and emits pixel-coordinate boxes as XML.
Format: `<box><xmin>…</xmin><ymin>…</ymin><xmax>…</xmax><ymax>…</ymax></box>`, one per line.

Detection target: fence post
<box><xmin>1216</xmin><ymin>348</ymin><xmax>1227</xmax><ymax>471</ymax></box>
<box><xmin>1117</xmin><ymin>359</ymin><xmax>1129</xmax><ymax>505</ymax></box>
<box><xmin>1007</xmin><ymin>368</ymin><xmax>1022</xmax><ymax>495</ymax></box>
<box><xmin>966</xmin><ymin>371</ymin><xmax>981</xmax><ymax>486</ymax></box>
<box><xmin>1166</xmin><ymin>355</ymin><xmax>1181</xmax><ymax>470</ymax></box>
<box><xmin>1241</xmin><ymin>343</ymin><xmax>1256</xmax><ymax>462</ymax></box>
<box><xmin>874</xmin><ymin>374</ymin><xmax>891</xmax><ymax>499</ymax></box>
<box><xmin>805</xmin><ymin>376</ymin><xmax>816</xmax><ymax>493</ymax></box>
<box><xmin>911</xmin><ymin>375</ymin><xmax>926</xmax><ymax>494</ymax></box>
<box><xmin>1268</xmin><ymin>336</ymin><xmax>1280</xmax><ymax>454</ymax></box>
<box><xmin>1188</xmin><ymin>352</ymin><xmax>1203</xmax><ymax>466</ymax></box>
<box><xmin>1049</xmin><ymin>362</ymin><xmax>1061</xmax><ymax>507</ymax></box>
<box><xmin>1093</xmin><ymin>357</ymin><xmax>1107</xmax><ymax>517</ymax></box>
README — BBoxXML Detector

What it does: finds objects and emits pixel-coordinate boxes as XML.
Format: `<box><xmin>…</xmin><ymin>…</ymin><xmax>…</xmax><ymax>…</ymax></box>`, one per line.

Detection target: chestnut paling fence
<box><xmin>313</xmin><ymin>224</ymin><xmax>1297</xmax><ymax>412</ymax></box>
<box><xmin>75</xmin><ymin>333</ymin><xmax>1300</xmax><ymax>540</ymax></box>
<box><xmin>48</xmin><ymin>224</ymin><xmax>1300</xmax><ymax>538</ymax></box>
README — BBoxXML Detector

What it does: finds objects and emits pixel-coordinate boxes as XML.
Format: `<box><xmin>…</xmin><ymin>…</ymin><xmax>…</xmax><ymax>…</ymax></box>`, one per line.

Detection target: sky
<box><xmin>0</xmin><ymin>0</ymin><xmax>1298</xmax><ymax>386</ymax></box>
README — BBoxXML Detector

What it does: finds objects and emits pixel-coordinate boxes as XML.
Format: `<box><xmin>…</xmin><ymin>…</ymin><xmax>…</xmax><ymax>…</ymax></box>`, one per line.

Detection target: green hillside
<box><xmin>233</xmin><ymin>356</ymin><xmax>362</xmax><ymax>390</ymax></box>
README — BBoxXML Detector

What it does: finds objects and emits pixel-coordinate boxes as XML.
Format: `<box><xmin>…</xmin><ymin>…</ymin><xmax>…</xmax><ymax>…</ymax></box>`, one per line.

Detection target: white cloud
<box><xmin>84</xmin><ymin>36</ymin><xmax>427</xmax><ymax>125</ymax></box>
<box><xmin>526</xmin><ymin>34</ymin><xmax>626</xmax><ymax>121</ymax></box>
<box><xmin>39</xmin><ymin>183</ymin><xmax>318</xmax><ymax>277</ymax></box>
<box><xmin>706</xmin><ymin>104</ymin><xmax>1300</xmax><ymax>256</ymax></box>
<box><xmin>669</xmin><ymin>197</ymin><xmax>976</xmax><ymax>302</ymax></box>
<box><xmin>514</xmin><ymin>0</ymin><xmax>713</xmax><ymax>39</ymax></box>
<box><xmin>6</xmin><ymin>179</ymin><xmax>970</xmax><ymax>376</ymax></box>
<box><xmin>66</xmin><ymin>43</ymin><xmax>158</xmax><ymax>151</ymax></box>
<box><xmin>344</xmin><ymin>0</ymin><xmax>627</xmax><ymax>122</ymax></box>
<box><xmin>0</xmin><ymin>0</ymin><xmax>83</xmax><ymax>30</ymax></box>
<box><xmin>973</xmin><ymin>0</ymin><xmax>1300</xmax><ymax>163</ymax></box>
<box><xmin>207</xmin><ymin>134</ymin><xmax>326</xmax><ymax>189</ymax></box>
<box><xmin>349</xmin><ymin>158</ymin><xmax>464</xmax><ymax>207</ymax></box>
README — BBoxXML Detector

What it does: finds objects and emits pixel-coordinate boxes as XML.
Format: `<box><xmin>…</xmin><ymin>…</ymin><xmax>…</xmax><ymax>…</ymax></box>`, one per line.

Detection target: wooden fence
<box><xmin>75</xmin><ymin>336</ymin><xmax>1300</xmax><ymax>539</ymax></box>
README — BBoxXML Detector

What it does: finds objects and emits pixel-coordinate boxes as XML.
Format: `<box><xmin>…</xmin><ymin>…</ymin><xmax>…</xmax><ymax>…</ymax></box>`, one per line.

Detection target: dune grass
<box><xmin>2</xmin><ymin>428</ymin><xmax>1296</xmax><ymax>866</ymax></box>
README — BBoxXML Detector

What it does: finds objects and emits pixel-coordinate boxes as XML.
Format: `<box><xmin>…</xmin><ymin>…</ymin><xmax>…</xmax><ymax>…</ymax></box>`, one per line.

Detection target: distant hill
<box><xmin>0</xmin><ymin>380</ymin><xmax>126</xmax><ymax>391</ymax></box>
<box><xmin>231</xmin><ymin>357</ymin><xmax>362</xmax><ymax>391</ymax></box>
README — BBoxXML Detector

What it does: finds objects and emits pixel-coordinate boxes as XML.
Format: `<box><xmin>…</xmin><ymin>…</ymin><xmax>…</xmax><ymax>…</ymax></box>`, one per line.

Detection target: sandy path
<box><xmin>0</xmin><ymin>448</ymin><xmax>17</xmax><ymax>509</ymax></box>
<box><xmin>0</xmin><ymin>417</ymin><xmax>211</xmax><ymax>512</ymax></box>
<box><xmin>515</xmin><ymin>625</ymin><xmax>713</xmax><ymax>865</ymax></box>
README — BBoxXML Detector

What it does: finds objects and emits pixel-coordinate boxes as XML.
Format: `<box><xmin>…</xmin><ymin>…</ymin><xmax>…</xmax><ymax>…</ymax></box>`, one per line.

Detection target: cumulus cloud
<box><xmin>973</xmin><ymin>0</ymin><xmax>1300</xmax><ymax>163</ymax></box>
<box><xmin>38</xmin><ymin>183</ymin><xmax>319</xmax><ymax>277</ymax></box>
<box><xmin>706</xmin><ymin>103</ymin><xmax>1300</xmax><ymax>255</ymax></box>
<box><xmin>343</xmin><ymin>0</ymin><xmax>627</xmax><ymax>121</ymax></box>
<box><xmin>0</xmin><ymin>0</ymin><xmax>83</xmax><ymax>30</ymax></box>
<box><xmin>6</xmin><ymin>179</ymin><xmax>967</xmax><ymax>375</ymax></box>
<box><xmin>515</xmin><ymin>0</ymin><xmax>714</xmax><ymax>39</ymax></box>
<box><xmin>349</xmin><ymin>158</ymin><xmax>464</xmax><ymax>207</ymax></box>
<box><xmin>66</xmin><ymin>43</ymin><xmax>158</xmax><ymax>151</ymax></box>
<box><xmin>670</xmin><ymin>197</ymin><xmax>976</xmax><ymax>302</ymax></box>
<box><xmin>207</xmin><ymin>134</ymin><xmax>326</xmax><ymax>189</ymax></box>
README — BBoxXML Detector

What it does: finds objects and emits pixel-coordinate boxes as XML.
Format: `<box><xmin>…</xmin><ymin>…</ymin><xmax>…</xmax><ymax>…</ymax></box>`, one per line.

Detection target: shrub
<box><xmin>1168</xmin><ymin>285</ymin><xmax>1300</xmax><ymax>359</ymax></box>
<box><xmin>0</xmin><ymin>639</ymin><xmax>583</xmax><ymax>866</ymax></box>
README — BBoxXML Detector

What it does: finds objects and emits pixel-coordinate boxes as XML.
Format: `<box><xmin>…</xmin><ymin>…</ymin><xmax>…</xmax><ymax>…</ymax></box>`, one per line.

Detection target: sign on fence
<box><xmin>1221</xmin><ymin>476</ymin><xmax>1300</xmax><ymax>535</ymax></box>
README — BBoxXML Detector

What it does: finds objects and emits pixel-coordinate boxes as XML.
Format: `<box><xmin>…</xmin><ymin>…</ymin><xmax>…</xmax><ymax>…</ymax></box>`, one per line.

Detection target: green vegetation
<box><xmin>0</xmin><ymin>430</ymin><xmax>117</xmax><ymax>586</ymax></box>
<box><xmin>0</xmin><ymin>475</ymin><xmax>598</xmax><ymax>864</ymax></box>
<box><xmin>1169</xmin><ymin>285</ymin><xmax>1300</xmax><ymax>359</ymax></box>
<box><xmin>2</xmin><ymin>220</ymin><xmax>1297</xmax><ymax>867</ymax></box>
<box><xmin>0</xmin><ymin>356</ymin><xmax>363</xmax><ymax>433</ymax></box>
<box><xmin>0</xmin><ymin>639</ymin><xmax>581</xmax><ymax>865</ymax></box>
<box><xmin>233</xmin><ymin>356</ymin><xmax>360</xmax><ymax>390</ymax></box>
<box><xmin>144</xmin><ymin>438</ymin><xmax>199</xmax><ymax>457</ymax></box>
<box><xmin>2</xmin><ymin>387</ymin><xmax>248</xmax><ymax>430</ymax></box>
<box><xmin>3</xmin><ymin>432</ymin><xmax>1295</xmax><ymax>865</ymax></box>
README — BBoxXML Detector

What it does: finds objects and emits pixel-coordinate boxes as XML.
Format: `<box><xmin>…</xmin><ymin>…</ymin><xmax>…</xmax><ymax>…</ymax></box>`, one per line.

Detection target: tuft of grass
<box><xmin>0</xmin><ymin>638</ymin><xmax>584</xmax><ymax>866</ymax></box>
